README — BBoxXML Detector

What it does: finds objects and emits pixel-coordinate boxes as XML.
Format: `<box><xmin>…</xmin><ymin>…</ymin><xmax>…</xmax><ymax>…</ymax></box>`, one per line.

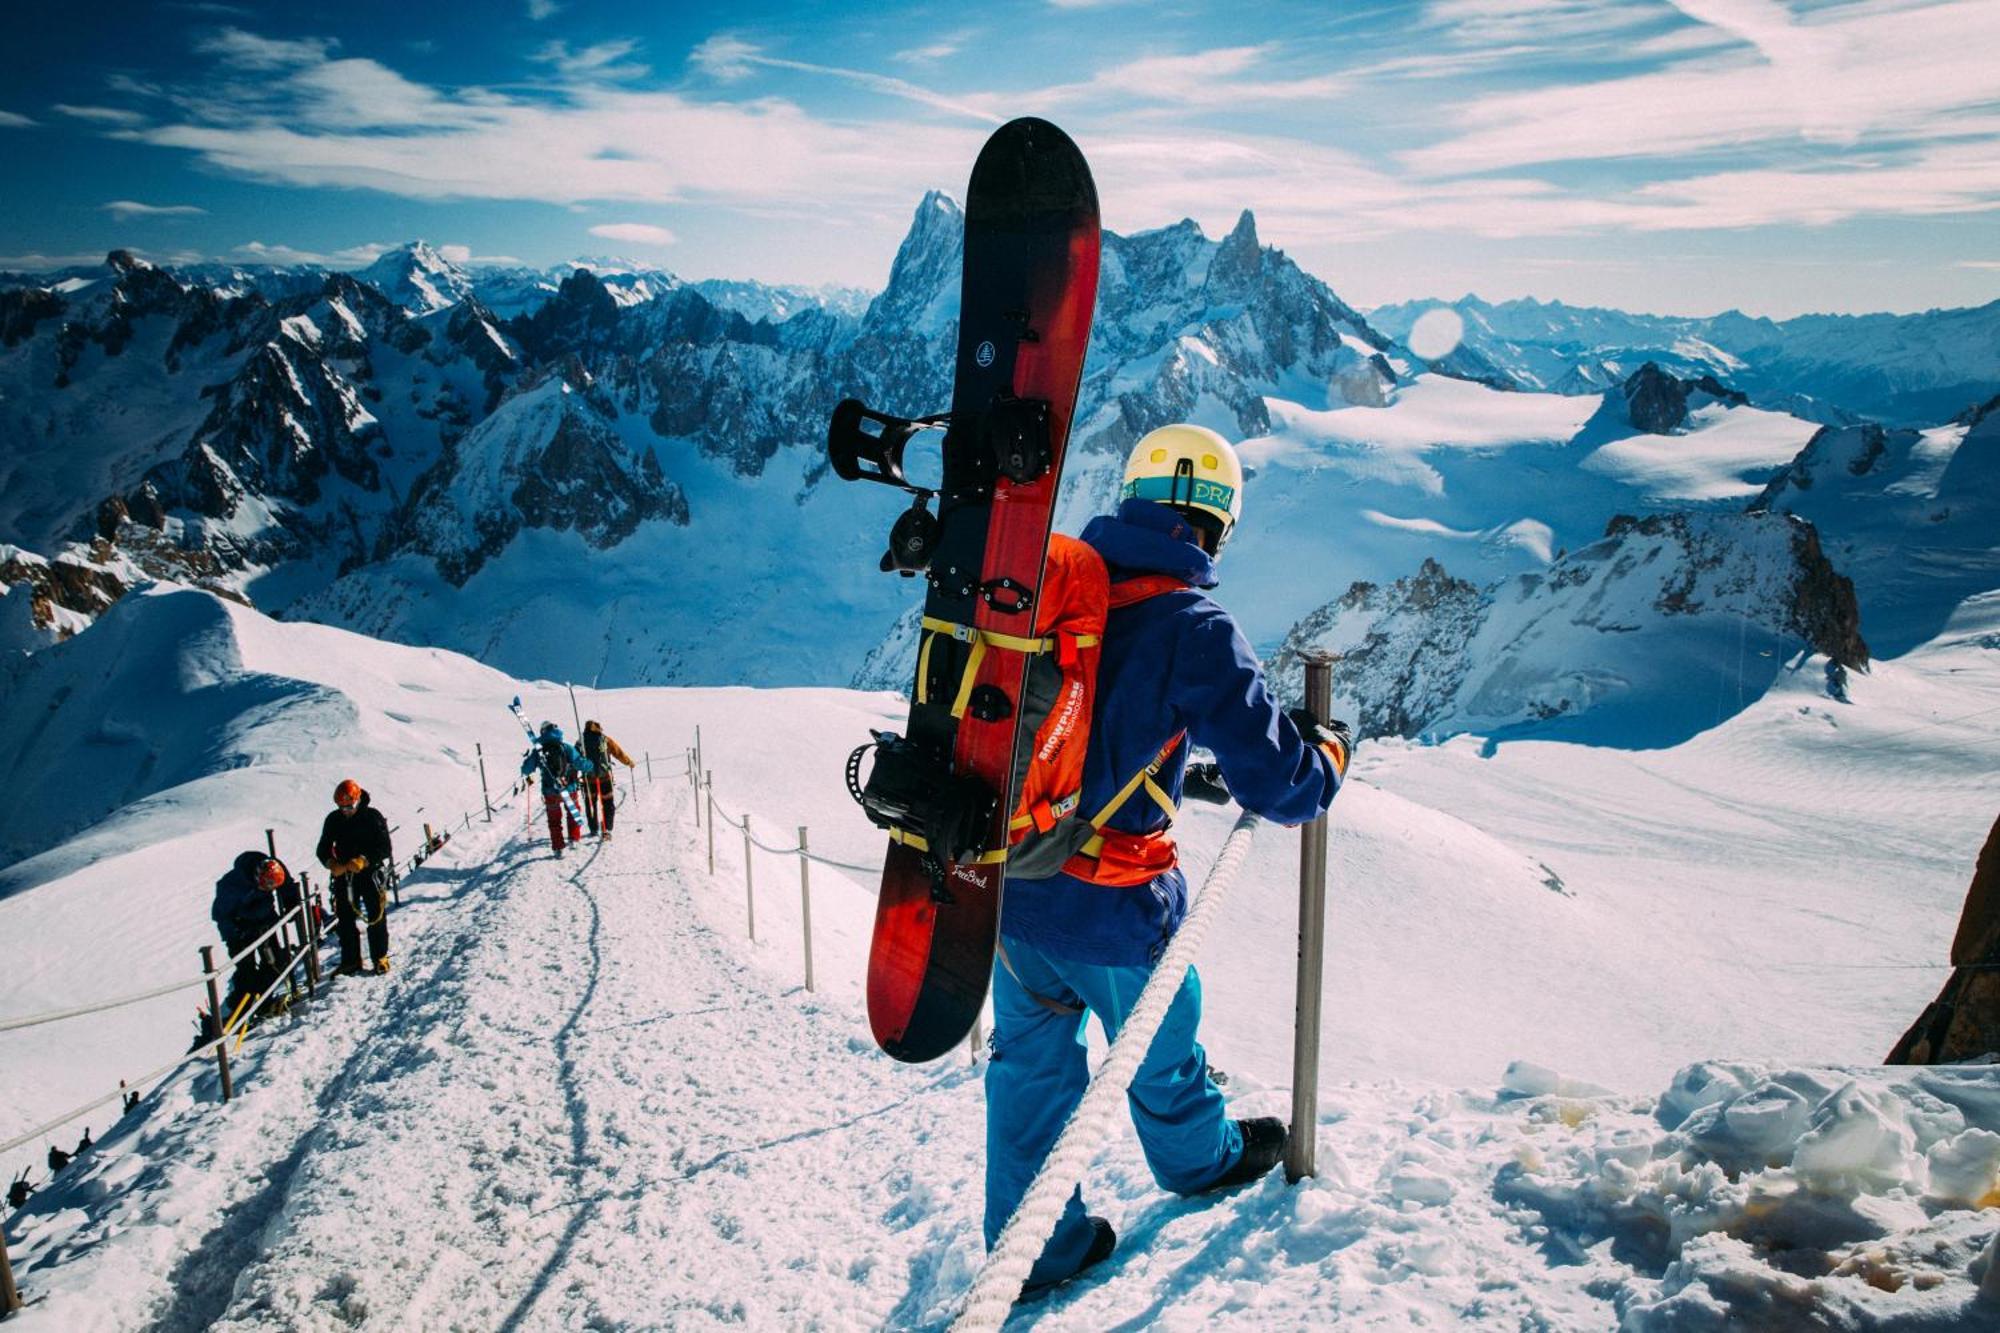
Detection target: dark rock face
<box><xmin>1622</xmin><ymin>361</ymin><xmax>1749</xmax><ymax>434</ymax></box>
<box><xmin>0</xmin><ymin>286</ymin><xmax>62</xmax><ymax>347</ymax></box>
<box><xmin>0</xmin><ymin>548</ymin><xmax>128</xmax><ymax>636</ymax></box>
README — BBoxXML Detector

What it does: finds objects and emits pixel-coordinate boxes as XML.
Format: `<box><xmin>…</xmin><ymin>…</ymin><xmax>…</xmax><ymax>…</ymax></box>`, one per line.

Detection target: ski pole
<box><xmin>200</xmin><ymin>946</ymin><xmax>233</xmax><ymax>1103</ymax></box>
<box><xmin>743</xmin><ymin>814</ymin><xmax>756</xmax><ymax>941</ymax></box>
<box><xmin>478</xmin><ymin>743</ymin><xmax>492</xmax><ymax>821</ymax></box>
<box><xmin>1287</xmin><ymin>651</ymin><xmax>1337</xmax><ymax>1184</ymax></box>
<box><xmin>798</xmin><ymin>826</ymin><xmax>814</xmax><ymax>993</ymax></box>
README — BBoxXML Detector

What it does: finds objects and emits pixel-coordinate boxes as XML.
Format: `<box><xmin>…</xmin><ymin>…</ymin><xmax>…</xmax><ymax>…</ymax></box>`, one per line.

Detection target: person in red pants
<box><xmin>521</xmin><ymin>722</ymin><xmax>588</xmax><ymax>856</ymax></box>
<box><xmin>578</xmin><ymin>720</ymin><xmax>637</xmax><ymax>838</ymax></box>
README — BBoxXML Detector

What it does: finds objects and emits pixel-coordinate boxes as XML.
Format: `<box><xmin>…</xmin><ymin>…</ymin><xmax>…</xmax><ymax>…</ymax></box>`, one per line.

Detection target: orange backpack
<box><xmin>1000</xmin><ymin>536</ymin><xmax>1187</xmax><ymax>884</ymax></box>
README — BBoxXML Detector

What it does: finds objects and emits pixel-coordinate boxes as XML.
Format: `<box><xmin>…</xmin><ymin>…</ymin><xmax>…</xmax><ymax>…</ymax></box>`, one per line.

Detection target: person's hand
<box><xmin>1287</xmin><ymin>708</ymin><xmax>1354</xmax><ymax>779</ymax></box>
<box><xmin>1182</xmin><ymin>762</ymin><xmax>1231</xmax><ymax>806</ymax></box>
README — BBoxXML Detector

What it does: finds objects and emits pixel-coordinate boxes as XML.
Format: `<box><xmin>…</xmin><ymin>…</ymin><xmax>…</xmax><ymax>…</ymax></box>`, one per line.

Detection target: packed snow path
<box><xmin>13</xmin><ymin>768</ymin><xmax>2000</xmax><ymax>1330</ymax></box>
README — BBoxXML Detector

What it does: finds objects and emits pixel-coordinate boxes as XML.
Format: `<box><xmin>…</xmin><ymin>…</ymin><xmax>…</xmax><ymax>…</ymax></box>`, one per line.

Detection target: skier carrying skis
<box><xmin>578</xmin><ymin>719</ymin><xmax>636</xmax><ymax>839</ymax></box>
<box><xmin>209</xmin><ymin>851</ymin><xmax>303</xmax><ymax>1024</ymax></box>
<box><xmin>986</xmin><ymin>425</ymin><xmax>1351</xmax><ymax>1296</ymax></box>
<box><xmin>316</xmin><ymin>778</ymin><xmax>395</xmax><ymax>976</ymax></box>
<box><xmin>522</xmin><ymin>722</ymin><xmax>592</xmax><ymax>855</ymax></box>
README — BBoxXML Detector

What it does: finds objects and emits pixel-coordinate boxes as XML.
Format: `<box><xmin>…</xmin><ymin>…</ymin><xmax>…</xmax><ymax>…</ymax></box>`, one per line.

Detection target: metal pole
<box><xmin>0</xmin><ymin>1219</ymin><xmax>20</xmax><ymax>1317</ymax></box>
<box><xmin>743</xmin><ymin>815</ymin><xmax>756</xmax><ymax>941</ymax></box>
<box><xmin>694</xmin><ymin>726</ymin><xmax>702</xmax><ymax>790</ymax></box>
<box><xmin>200</xmin><ymin>946</ymin><xmax>234</xmax><ymax>1103</ymax></box>
<box><xmin>798</xmin><ymin>826</ymin><xmax>814</xmax><ymax>993</ymax></box>
<box><xmin>645</xmin><ymin>751</ymin><xmax>653</xmax><ymax>784</ymax></box>
<box><xmin>568</xmin><ymin>682</ymin><xmax>582</xmax><ymax>736</ymax></box>
<box><xmin>302</xmin><ymin>872</ymin><xmax>321</xmax><ymax>990</ymax></box>
<box><xmin>264</xmin><ymin>827</ymin><xmax>276</xmax><ymax>859</ymax></box>
<box><xmin>705</xmin><ymin>772</ymin><xmax>716</xmax><ymax>875</ymax></box>
<box><xmin>692</xmin><ymin>753</ymin><xmax>701</xmax><ymax>829</ymax></box>
<box><xmin>478</xmin><ymin>743</ymin><xmax>492</xmax><ymax>821</ymax></box>
<box><xmin>1286</xmin><ymin>652</ymin><xmax>1335</xmax><ymax>1184</ymax></box>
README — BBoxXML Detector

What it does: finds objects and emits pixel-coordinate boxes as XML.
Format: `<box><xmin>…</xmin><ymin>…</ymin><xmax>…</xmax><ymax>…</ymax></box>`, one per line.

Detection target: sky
<box><xmin>1</xmin><ymin>0</ymin><xmax>1996</xmax><ymax>318</ymax></box>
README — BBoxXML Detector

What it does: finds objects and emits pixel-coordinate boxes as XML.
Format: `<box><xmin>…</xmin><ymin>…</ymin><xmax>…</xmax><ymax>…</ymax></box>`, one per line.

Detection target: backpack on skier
<box><xmin>852</xmin><ymin>533</ymin><xmax>1186</xmax><ymax>882</ymax></box>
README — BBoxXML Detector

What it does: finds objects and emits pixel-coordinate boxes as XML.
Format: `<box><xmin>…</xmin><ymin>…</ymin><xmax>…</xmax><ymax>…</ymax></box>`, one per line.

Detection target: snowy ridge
<box><xmin>3</xmin><ymin>584</ymin><xmax>1999</xmax><ymax>1325</ymax></box>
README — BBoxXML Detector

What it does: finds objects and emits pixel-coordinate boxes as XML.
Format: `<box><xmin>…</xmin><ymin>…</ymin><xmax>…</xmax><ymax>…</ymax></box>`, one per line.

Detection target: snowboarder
<box><xmin>316</xmin><ymin>778</ymin><xmax>395</xmax><ymax>976</ymax></box>
<box><xmin>522</xmin><ymin>722</ymin><xmax>591</xmax><ymax>855</ymax></box>
<box><xmin>210</xmin><ymin>851</ymin><xmax>302</xmax><ymax>1025</ymax></box>
<box><xmin>984</xmin><ymin>425</ymin><xmax>1351</xmax><ymax>1297</ymax></box>
<box><xmin>578</xmin><ymin>719</ymin><xmax>636</xmax><ymax>838</ymax></box>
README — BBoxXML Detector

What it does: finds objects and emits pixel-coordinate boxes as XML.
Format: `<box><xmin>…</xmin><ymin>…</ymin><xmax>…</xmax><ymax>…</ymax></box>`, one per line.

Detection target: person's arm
<box><xmin>608</xmin><ymin>737</ymin><xmax>635</xmax><ymax>767</ymax></box>
<box><xmin>1174</xmin><ymin>610</ymin><xmax>1339</xmax><ymax>827</ymax></box>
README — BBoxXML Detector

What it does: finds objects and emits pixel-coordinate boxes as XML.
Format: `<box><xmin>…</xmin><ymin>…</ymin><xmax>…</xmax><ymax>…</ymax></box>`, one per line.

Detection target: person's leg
<box><xmin>365</xmin><ymin>879</ymin><xmax>390</xmax><ymax>965</ymax></box>
<box><xmin>984</xmin><ymin>939</ymin><xmax>1100</xmax><ymax>1287</ymax></box>
<box><xmin>544</xmin><ymin>795</ymin><xmax>566</xmax><ymax>850</ymax></box>
<box><xmin>582</xmin><ymin>776</ymin><xmax>599</xmax><ymax>834</ymax></box>
<box><xmin>1060</xmin><ymin>959</ymin><xmax>1240</xmax><ymax>1195</ymax></box>
<box><xmin>599</xmin><ymin>778</ymin><xmax>615</xmax><ymax>833</ymax></box>
<box><xmin>333</xmin><ymin>879</ymin><xmax>362</xmax><ymax>972</ymax></box>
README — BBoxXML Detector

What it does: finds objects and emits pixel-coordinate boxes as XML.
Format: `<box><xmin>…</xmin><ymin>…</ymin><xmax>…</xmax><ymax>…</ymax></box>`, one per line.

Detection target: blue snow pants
<box><xmin>983</xmin><ymin>936</ymin><xmax>1243</xmax><ymax>1288</ymax></box>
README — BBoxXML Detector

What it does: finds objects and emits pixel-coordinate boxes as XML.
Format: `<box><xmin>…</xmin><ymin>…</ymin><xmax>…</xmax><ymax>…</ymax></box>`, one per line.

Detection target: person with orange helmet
<box><xmin>210</xmin><ymin>850</ymin><xmax>304</xmax><ymax>1025</ymax></box>
<box><xmin>316</xmin><ymin>778</ymin><xmax>395</xmax><ymax>976</ymax></box>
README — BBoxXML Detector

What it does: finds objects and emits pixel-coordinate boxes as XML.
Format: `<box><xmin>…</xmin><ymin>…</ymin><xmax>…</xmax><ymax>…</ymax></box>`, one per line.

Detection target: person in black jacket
<box><xmin>210</xmin><ymin>851</ymin><xmax>302</xmax><ymax>1022</ymax></box>
<box><xmin>316</xmin><ymin>778</ymin><xmax>395</xmax><ymax>976</ymax></box>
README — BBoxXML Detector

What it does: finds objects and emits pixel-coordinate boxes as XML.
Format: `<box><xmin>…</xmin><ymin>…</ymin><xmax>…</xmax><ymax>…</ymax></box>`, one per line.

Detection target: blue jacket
<box><xmin>523</xmin><ymin>737</ymin><xmax>593</xmax><ymax>789</ymax></box>
<box><xmin>212</xmin><ymin>850</ymin><xmax>299</xmax><ymax>951</ymax></box>
<box><xmin>1000</xmin><ymin>499</ymin><xmax>1341</xmax><ymax>965</ymax></box>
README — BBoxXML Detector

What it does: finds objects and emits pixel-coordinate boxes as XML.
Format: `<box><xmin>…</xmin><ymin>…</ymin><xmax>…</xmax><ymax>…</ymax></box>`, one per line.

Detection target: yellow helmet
<box><xmin>1120</xmin><ymin>424</ymin><xmax>1244</xmax><ymax>549</ymax></box>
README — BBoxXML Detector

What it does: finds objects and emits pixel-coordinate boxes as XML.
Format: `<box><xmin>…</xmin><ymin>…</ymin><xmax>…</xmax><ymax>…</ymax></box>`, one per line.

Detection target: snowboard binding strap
<box><xmin>915</xmin><ymin>615</ymin><xmax>1100</xmax><ymax>722</ymax></box>
<box><xmin>844</xmin><ymin>732</ymin><xmax>1004</xmax><ymax>871</ymax></box>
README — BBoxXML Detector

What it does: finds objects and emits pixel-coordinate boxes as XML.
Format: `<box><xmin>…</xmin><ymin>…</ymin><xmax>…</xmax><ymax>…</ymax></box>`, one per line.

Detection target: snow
<box><xmin>1581</xmin><ymin>402</ymin><xmax>1820</xmax><ymax>502</ymax></box>
<box><xmin>5</xmin><ymin>588</ymin><xmax>1999</xmax><ymax>1328</ymax></box>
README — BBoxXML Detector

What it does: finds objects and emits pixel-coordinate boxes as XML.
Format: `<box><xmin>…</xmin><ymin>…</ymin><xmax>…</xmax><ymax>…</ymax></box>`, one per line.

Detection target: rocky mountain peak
<box><xmin>1621</xmin><ymin>361</ymin><xmax>1748</xmax><ymax>433</ymax></box>
<box><xmin>358</xmin><ymin>241</ymin><xmax>473</xmax><ymax>315</ymax></box>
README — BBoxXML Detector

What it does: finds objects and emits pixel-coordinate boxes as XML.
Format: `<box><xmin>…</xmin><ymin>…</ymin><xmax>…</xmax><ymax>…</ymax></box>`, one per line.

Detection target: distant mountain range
<box><xmin>1369</xmin><ymin>293</ymin><xmax>2000</xmax><ymax>427</ymax></box>
<box><xmin>1</xmin><ymin>210</ymin><xmax>1995</xmax><ymax>744</ymax></box>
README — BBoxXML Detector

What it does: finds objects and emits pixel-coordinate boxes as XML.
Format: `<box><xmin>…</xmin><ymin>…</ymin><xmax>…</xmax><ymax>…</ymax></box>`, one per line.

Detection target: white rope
<box><xmin>951</xmin><ymin>810</ymin><xmax>1262</xmax><ymax>1331</ymax></box>
<box><xmin>0</xmin><ymin>972</ymin><xmax>218</xmax><ymax>1033</ymax></box>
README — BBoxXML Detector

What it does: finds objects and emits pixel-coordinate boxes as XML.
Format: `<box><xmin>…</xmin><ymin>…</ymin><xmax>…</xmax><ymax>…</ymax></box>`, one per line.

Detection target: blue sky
<box><xmin>2</xmin><ymin>0</ymin><xmax>1995</xmax><ymax>317</ymax></box>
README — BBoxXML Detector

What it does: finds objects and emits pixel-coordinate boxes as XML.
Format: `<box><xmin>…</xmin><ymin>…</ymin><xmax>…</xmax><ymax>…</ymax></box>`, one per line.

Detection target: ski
<box><xmin>833</xmin><ymin>118</ymin><xmax>1100</xmax><ymax>1062</ymax></box>
<box><xmin>508</xmin><ymin>696</ymin><xmax>591</xmax><ymax>832</ymax></box>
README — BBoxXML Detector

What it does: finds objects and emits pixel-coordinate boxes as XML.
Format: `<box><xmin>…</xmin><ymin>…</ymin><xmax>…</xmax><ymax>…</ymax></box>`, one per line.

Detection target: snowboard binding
<box><xmin>846</xmin><ymin>731</ymin><xmax>999</xmax><ymax>889</ymax></box>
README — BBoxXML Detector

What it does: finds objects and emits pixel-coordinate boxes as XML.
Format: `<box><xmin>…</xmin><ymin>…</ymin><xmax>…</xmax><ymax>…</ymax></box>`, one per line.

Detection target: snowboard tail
<box><xmin>835</xmin><ymin>118</ymin><xmax>1100</xmax><ymax>1062</ymax></box>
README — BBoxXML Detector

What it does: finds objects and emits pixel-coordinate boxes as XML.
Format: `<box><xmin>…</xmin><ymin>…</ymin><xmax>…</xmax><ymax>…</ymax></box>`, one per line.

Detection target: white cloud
<box><xmin>533</xmin><ymin>39</ymin><xmax>648</xmax><ymax>82</ymax></box>
<box><xmin>1406</xmin><ymin>0</ymin><xmax>2000</xmax><ymax>175</ymax></box>
<box><xmin>102</xmin><ymin>200</ymin><xmax>207</xmax><ymax>218</ymax></box>
<box><xmin>435</xmin><ymin>244</ymin><xmax>525</xmax><ymax>266</ymax></box>
<box><xmin>588</xmin><ymin>223</ymin><xmax>677</xmax><ymax>246</ymax></box>
<box><xmin>1034</xmin><ymin>45</ymin><xmax>1348</xmax><ymax>108</ymax></box>
<box><xmin>0</xmin><ymin>109</ymin><xmax>34</xmax><ymax>128</ymax></box>
<box><xmin>526</xmin><ymin>0</ymin><xmax>560</xmax><ymax>18</ymax></box>
<box><xmin>234</xmin><ymin>240</ymin><xmax>395</xmax><ymax>266</ymax></box>
<box><xmin>892</xmin><ymin>40</ymin><xmax>963</xmax><ymax>64</ymax></box>
<box><xmin>0</xmin><ymin>250</ymin><xmax>117</xmax><ymax>270</ymax></box>
<box><xmin>689</xmin><ymin>34</ymin><xmax>1002</xmax><ymax>123</ymax></box>
<box><xmin>1958</xmin><ymin>260</ymin><xmax>2000</xmax><ymax>270</ymax></box>
<box><xmin>197</xmin><ymin>27</ymin><xmax>337</xmax><ymax>70</ymax></box>
<box><xmin>52</xmin><ymin>104</ymin><xmax>147</xmax><ymax>126</ymax></box>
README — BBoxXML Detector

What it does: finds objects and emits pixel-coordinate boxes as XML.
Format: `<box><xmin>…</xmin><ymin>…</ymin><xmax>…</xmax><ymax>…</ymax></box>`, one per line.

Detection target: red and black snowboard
<box><xmin>830</xmin><ymin>118</ymin><xmax>1100</xmax><ymax>1062</ymax></box>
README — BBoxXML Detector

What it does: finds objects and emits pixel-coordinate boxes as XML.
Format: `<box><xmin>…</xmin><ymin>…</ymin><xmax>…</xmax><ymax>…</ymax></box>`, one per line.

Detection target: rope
<box><xmin>705</xmin><ymin>784</ymin><xmax>883</xmax><ymax>877</ymax></box>
<box><xmin>951</xmin><ymin>810</ymin><xmax>1263</xmax><ymax>1331</ymax></box>
<box><xmin>0</xmin><ymin>972</ymin><xmax>218</xmax><ymax>1033</ymax></box>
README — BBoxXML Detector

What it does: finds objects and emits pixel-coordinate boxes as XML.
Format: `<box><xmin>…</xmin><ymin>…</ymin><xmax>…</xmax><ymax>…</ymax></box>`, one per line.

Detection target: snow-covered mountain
<box><xmin>1371</xmin><ymin>294</ymin><xmax>2000</xmax><ymax>426</ymax></box>
<box><xmin>355</xmin><ymin>241</ymin><xmax>475</xmax><ymax>315</ymax></box>
<box><xmin>1269</xmin><ymin>510</ymin><xmax>1865</xmax><ymax>747</ymax></box>
<box><xmin>1</xmin><ymin>206</ymin><xmax>1995</xmax><ymax>725</ymax></box>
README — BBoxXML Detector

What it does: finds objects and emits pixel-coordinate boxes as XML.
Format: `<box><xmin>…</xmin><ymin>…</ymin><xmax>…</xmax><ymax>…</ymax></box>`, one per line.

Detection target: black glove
<box><xmin>1288</xmin><ymin>708</ymin><xmax>1354</xmax><ymax>777</ymax></box>
<box><xmin>1182</xmin><ymin>762</ymin><xmax>1232</xmax><ymax>806</ymax></box>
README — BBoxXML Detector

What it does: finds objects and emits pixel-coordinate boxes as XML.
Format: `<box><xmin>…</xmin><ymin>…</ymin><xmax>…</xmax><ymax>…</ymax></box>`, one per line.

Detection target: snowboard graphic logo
<box><xmin>975</xmin><ymin>340</ymin><xmax>996</xmax><ymax>367</ymax></box>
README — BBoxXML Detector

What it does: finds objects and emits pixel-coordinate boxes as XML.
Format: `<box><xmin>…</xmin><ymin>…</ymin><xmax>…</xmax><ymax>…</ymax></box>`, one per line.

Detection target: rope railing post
<box><xmin>303</xmin><ymin>872</ymin><xmax>322</xmax><ymax>991</ymax></box>
<box><xmin>692</xmin><ymin>751</ymin><xmax>701</xmax><ymax>829</ymax></box>
<box><xmin>645</xmin><ymin>750</ymin><xmax>653</xmax><ymax>784</ymax></box>
<box><xmin>478</xmin><ymin>742</ymin><xmax>493</xmax><ymax>821</ymax></box>
<box><xmin>1287</xmin><ymin>651</ymin><xmax>1336</xmax><ymax>1185</ymax></box>
<box><xmin>951</xmin><ymin>811</ymin><xmax>1262</xmax><ymax>1332</ymax></box>
<box><xmin>694</xmin><ymin>726</ymin><xmax>702</xmax><ymax>790</ymax></box>
<box><xmin>742</xmin><ymin>814</ymin><xmax>757</xmax><ymax>941</ymax></box>
<box><xmin>199</xmin><ymin>946</ymin><xmax>233</xmax><ymax>1104</ymax></box>
<box><xmin>1</xmin><ymin>1216</ymin><xmax>20</xmax><ymax>1316</ymax></box>
<box><xmin>798</xmin><ymin>826</ymin><xmax>814</xmax><ymax>993</ymax></box>
<box><xmin>705</xmin><ymin>772</ymin><xmax>716</xmax><ymax>875</ymax></box>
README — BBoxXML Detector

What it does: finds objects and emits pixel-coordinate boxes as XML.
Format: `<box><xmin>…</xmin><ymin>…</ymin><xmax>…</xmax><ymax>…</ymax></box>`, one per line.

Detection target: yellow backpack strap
<box><xmin>1077</xmin><ymin>732</ymin><xmax>1186</xmax><ymax>856</ymax></box>
<box><xmin>916</xmin><ymin>616</ymin><xmax>1099</xmax><ymax>722</ymax></box>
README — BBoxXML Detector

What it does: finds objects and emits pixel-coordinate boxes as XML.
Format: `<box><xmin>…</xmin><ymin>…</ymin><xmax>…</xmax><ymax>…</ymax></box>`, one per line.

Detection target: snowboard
<box><xmin>830</xmin><ymin>118</ymin><xmax>1100</xmax><ymax>1062</ymax></box>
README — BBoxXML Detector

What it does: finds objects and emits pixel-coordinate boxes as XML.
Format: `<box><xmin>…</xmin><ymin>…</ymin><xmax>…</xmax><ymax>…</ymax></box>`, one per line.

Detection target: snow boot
<box><xmin>373</xmin><ymin>957</ymin><xmax>392</xmax><ymax>975</ymax></box>
<box><xmin>1191</xmin><ymin>1117</ymin><xmax>1288</xmax><ymax>1195</ymax></box>
<box><xmin>1019</xmin><ymin>1215</ymin><xmax>1115</xmax><ymax>1301</ymax></box>
<box><xmin>335</xmin><ymin>961</ymin><xmax>364</xmax><ymax>978</ymax></box>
